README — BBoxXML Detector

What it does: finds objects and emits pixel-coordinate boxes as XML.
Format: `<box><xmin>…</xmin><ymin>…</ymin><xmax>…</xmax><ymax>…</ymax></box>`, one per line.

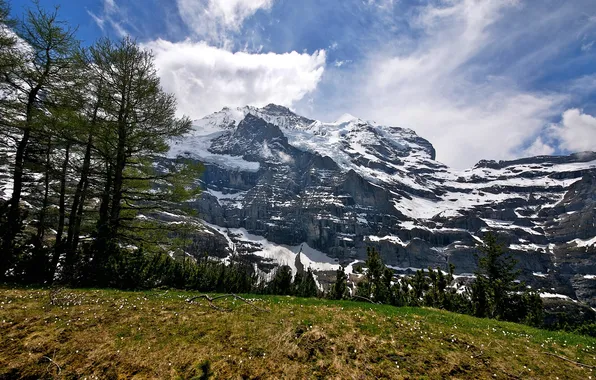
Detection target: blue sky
<box><xmin>8</xmin><ymin>0</ymin><xmax>596</xmax><ymax>168</ymax></box>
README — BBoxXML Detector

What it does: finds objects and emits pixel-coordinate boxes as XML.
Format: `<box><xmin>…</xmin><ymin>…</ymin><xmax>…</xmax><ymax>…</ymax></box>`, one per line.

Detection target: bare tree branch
<box><xmin>542</xmin><ymin>352</ymin><xmax>596</xmax><ymax>369</ymax></box>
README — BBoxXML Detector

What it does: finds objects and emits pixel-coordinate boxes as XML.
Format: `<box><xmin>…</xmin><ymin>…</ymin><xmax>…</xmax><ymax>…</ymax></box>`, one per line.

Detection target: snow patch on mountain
<box><xmin>169</xmin><ymin>117</ymin><xmax>260</xmax><ymax>171</ymax></box>
<box><xmin>164</xmin><ymin>104</ymin><xmax>596</xmax><ymax>304</ymax></box>
<box><xmin>201</xmin><ymin>221</ymin><xmax>341</xmax><ymax>274</ymax></box>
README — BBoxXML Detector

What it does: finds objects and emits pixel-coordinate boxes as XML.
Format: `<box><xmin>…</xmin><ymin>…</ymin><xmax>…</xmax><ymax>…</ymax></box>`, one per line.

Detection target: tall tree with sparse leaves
<box><xmin>0</xmin><ymin>2</ymin><xmax>79</xmax><ymax>278</ymax></box>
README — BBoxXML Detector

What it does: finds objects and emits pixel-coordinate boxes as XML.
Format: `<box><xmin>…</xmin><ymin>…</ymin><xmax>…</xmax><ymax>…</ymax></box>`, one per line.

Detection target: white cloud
<box><xmin>333</xmin><ymin>0</ymin><xmax>569</xmax><ymax>168</ymax></box>
<box><xmin>333</xmin><ymin>60</ymin><xmax>351</xmax><ymax>67</ymax></box>
<box><xmin>523</xmin><ymin>137</ymin><xmax>555</xmax><ymax>157</ymax></box>
<box><xmin>89</xmin><ymin>0</ymin><xmax>128</xmax><ymax>37</ymax></box>
<box><xmin>144</xmin><ymin>39</ymin><xmax>326</xmax><ymax>119</ymax></box>
<box><xmin>581</xmin><ymin>40</ymin><xmax>594</xmax><ymax>52</ymax></box>
<box><xmin>550</xmin><ymin>109</ymin><xmax>596</xmax><ymax>152</ymax></box>
<box><xmin>104</xmin><ymin>0</ymin><xmax>116</xmax><ymax>13</ymax></box>
<box><xmin>87</xmin><ymin>10</ymin><xmax>105</xmax><ymax>31</ymax></box>
<box><xmin>366</xmin><ymin>0</ymin><xmax>396</xmax><ymax>10</ymax></box>
<box><xmin>176</xmin><ymin>0</ymin><xmax>274</xmax><ymax>44</ymax></box>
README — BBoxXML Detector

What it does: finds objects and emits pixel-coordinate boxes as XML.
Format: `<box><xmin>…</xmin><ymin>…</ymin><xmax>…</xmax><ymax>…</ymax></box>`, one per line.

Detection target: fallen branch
<box><xmin>186</xmin><ymin>294</ymin><xmax>270</xmax><ymax>313</ymax></box>
<box><xmin>351</xmin><ymin>295</ymin><xmax>380</xmax><ymax>304</ymax></box>
<box><xmin>186</xmin><ymin>294</ymin><xmax>231</xmax><ymax>312</ymax></box>
<box><xmin>543</xmin><ymin>352</ymin><xmax>596</xmax><ymax>369</ymax></box>
<box><xmin>42</xmin><ymin>355</ymin><xmax>61</xmax><ymax>375</ymax></box>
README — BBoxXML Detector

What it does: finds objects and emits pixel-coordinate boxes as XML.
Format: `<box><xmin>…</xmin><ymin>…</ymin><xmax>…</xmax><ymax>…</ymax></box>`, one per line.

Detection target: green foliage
<box><xmin>474</xmin><ymin>232</ymin><xmax>520</xmax><ymax>317</ymax></box>
<box><xmin>471</xmin><ymin>231</ymin><xmax>543</xmax><ymax>324</ymax></box>
<box><xmin>1</xmin><ymin>0</ymin><xmax>79</xmax><ymax>278</ymax></box>
<box><xmin>356</xmin><ymin>247</ymin><xmax>392</xmax><ymax>302</ymax></box>
<box><xmin>329</xmin><ymin>266</ymin><xmax>348</xmax><ymax>300</ymax></box>
<box><xmin>347</xmin><ymin>242</ymin><xmax>548</xmax><ymax>330</ymax></box>
<box><xmin>294</xmin><ymin>268</ymin><xmax>318</xmax><ymax>298</ymax></box>
<box><xmin>268</xmin><ymin>265</ymin><xmax>293</xmax><ymax>295</ymax></box>
<box><xmin>0</xmin><ymin>4</ymin><xmax>202</xmax><ymax>284</ymax></box>
<box><xmin>71</xmin><ymin>246</ymin><xmax>258</xmax><ymax>293</ymax></box>
<box><xmin>0</xmin><ymin>0</ymin><xmax>20</xmax><ymax>73</ymax></box>
<box><xmin>572</xmin><ymin>323</ymin><xmax>596</xmax><ymax>338</ymax></box>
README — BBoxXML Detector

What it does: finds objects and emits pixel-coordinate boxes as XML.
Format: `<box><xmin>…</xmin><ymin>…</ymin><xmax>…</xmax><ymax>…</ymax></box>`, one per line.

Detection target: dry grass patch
<box><xmin>0</xmin><ymin>287</ymin><xmax>595</xmax><ymax>379</ymax></box>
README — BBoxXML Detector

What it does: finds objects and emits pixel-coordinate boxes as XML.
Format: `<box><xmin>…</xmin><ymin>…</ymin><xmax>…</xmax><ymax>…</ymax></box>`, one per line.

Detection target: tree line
<box><xmin>329</xmin><ymin>232</ymin><xmax>544</xmax><ymax>327</ymax></box>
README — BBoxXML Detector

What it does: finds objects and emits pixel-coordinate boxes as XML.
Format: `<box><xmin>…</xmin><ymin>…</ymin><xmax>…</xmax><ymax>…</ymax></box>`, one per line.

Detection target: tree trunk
<box><xmin>64</xmin><ymin>134</ymin><xmax>92</xmax><ymax>270</ymax></box>
<box><xmin>108</xmin><ymin>65</ymin><xmax>131</xmax><ymax>238</ymax></box>
<box><xmin>109</xmin><ymin>122</ymin><xmax>126</xmax><ymax>234</ymax></box>
<box><xmin>93</xmin><ymin>162</ymin><xmax>113</xmax><ymax>262</ymax></box>
<box><xmin>49</xmin><ymin>142</ymin><xmax>70</xmax><ymax>282</ymax></box>
<box><xmin>65</xmin><ymin>85</ymin><xmax>101</xmax><ymax>273</ymax></box>
<box><xmin>1</xmin><ymin>85</ymin><xmax>40</xmax><ymax>273</ymax></box>
<box><xmin>1</xmin><ymin>42</ymin><xmax>51</xmax><ymax>273</ymax></box>
<box><xmin>35</xmin><ymin>136</ymin><xmax>52</xmax><ymax>248</ymax></box>
<box><xmin>69</xmin><ymin>164</ymin><xmax>90</xmax><ymax>266</ymax></box>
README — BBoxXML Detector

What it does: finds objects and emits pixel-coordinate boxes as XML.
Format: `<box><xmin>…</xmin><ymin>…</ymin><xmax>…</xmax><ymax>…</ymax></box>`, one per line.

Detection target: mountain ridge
<box><xmin>168</xmin><ymin>104</ymin><xmax>596</xmax><ymax>305</ymax></box>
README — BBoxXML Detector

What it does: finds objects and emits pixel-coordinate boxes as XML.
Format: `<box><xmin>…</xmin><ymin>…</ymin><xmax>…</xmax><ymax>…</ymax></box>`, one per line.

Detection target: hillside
<box><xmin>164</xmin><ymin>104</ymin><xmax>596</xmax><ymax>305</ymax></box>
<box><xmin>1</xmin><ymin>288</ymin><xmax>595</xmax><ymax>379</ymax></box>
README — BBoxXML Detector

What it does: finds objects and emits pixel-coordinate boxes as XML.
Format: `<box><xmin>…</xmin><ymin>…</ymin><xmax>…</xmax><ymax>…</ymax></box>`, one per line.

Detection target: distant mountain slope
<box><xmin>166</xmin><ymin>104</ymin><xmax>596</xmax><ymax>305</ymax></box>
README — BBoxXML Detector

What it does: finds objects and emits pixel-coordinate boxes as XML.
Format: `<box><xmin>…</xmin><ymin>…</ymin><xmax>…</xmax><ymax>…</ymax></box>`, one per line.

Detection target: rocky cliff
<box><xmin>168</xmin><ymin>104</ymin><xmax>596</xmax><ymax>305</ymax></box>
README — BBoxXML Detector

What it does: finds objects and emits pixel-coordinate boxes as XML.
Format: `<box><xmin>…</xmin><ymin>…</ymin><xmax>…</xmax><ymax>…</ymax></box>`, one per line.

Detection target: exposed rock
<box><xmin>167</xmin><ymin>105</ymin><xmax>596</xmax><ymax>306</ymax></box>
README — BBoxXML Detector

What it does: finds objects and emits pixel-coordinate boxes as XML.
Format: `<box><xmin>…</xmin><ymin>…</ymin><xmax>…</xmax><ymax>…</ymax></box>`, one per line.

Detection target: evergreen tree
<box><xmin>0</xmin><ymin>0</ymin><xmax>21</xmax><ymax>76</ymax></box>
<box><xmin>411</xmin><ymin>269</ymin><xmax>428</xmax><ymax>305</ymax></box>
<box><xmin>356</xmin><ymin>247</ymin><xmax>391</xmax><ymax>302</ymax></box>
<box><xmin>294</xmin><ymin>268</ymin><xmax>318</xmax><ymax>297</ymax></box>
<box><xmin>474</xmin><ymin>232</ymin><xmax>519</xmax><ymax>318</ymax></box>
<box><xmin>523</xmin><ymin>291</ymin><xmax>544</xmax><ymax>327</ymax></box>
<box><xmin>330</xmin><ymin>266</ymin><xmax>348</xmax><ymax>300</ymax></box>
<box><xmin>292</xmin><ymin>271</ymin><xmax>303</xmax><ymax>295</ymax></box>
<box><xmin>471</xmin><ymin>231</ymin><xmax>542</xmax><ymax>322</ymax></box>
<box><xmin>269</xmin><ymin>265</ymin><xmax>293</xmax><ymax>295</ymax></box>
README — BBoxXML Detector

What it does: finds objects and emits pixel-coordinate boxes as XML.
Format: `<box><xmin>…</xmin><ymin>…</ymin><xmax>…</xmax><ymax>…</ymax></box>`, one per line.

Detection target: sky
<box><xmin>8</xmin><ymin>0</ymin><xmax>596</xmax><ymax>168</ymax></box>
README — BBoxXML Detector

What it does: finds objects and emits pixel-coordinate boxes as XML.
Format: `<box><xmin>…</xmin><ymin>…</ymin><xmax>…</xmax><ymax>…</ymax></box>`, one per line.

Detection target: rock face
<box><xmin>168</xmin><ymin>104</ymin><xmax>596</xmax><ymax>306</ymax></box>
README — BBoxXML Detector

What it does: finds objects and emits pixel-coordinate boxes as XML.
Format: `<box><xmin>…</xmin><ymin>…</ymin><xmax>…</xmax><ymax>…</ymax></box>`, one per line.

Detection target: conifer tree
<box><xmin>0</xmin><ymin>2</ymin><xmax>79</xmax><ymax>277</ymax></box>
<box><xmin>269</xmin><ymin>265</ymin><xmax>293</xmax><ymax>295</ymax></box>
<box><xmin>296</xmin><ymin>268</ymin><xmax>318</xmax><ymax>297</ymax></box>
<box><xmin>0</xmin><ymin>0</ymin><xmax>18</xmax><ymax>70</ymax></box>
<box><xmin>330</xmin><ymin>266</ymin><xmax>348</xmax><ymax>300</ymax></box>
<box><xmin>80</xmin><ymin>36</ymin><xmax>197</xmax><ymax>284</ymax></box>
<box><xmin>472</xmin><ymin>231</ymin><xmax>527</xmax><ymax>320</ymax></box>
<box><xmin>356</xmin><ymin>247</ymin><xmax>391</xmax><ymax>302</ymax></box>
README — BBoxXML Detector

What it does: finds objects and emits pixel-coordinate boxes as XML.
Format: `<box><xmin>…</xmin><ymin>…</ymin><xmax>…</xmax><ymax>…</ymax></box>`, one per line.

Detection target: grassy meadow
<box><xmin>1</xmin><ymin>287</ymin><xmax>595</xmax><ymax>379</ymax></box>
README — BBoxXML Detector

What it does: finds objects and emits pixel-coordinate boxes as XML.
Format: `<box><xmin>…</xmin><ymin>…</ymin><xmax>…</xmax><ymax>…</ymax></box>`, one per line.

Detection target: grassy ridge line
<box><xmin>0</xmin><ymin>288</ymin><xmax>594</xmax><ymax>379</ymax></box>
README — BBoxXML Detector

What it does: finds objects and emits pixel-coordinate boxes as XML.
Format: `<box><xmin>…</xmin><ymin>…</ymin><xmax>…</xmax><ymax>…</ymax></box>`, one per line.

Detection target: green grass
<box><xmin>1</xmin><ymin>287</ymin><xmax>595</xmax><ymax>379</ymax></box>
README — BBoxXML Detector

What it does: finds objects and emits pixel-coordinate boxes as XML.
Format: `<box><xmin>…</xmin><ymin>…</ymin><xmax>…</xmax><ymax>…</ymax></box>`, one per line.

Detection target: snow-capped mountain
<box><xmin>168</xmin><ymin>104</ymin><xmax>596</xmax><ymax>305</ymax></box>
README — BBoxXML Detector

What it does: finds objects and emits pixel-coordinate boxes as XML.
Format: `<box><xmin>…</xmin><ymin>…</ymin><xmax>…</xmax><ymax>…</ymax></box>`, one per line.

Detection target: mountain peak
<box><xmin>334</xmin><ymin>113</ymin><xmax>361</xmax><ymax>124</ymax></box>
<box><xmin>259</xmin><ymin>103</ymin><xmax>295</xmax><ymax>115</ymax></box>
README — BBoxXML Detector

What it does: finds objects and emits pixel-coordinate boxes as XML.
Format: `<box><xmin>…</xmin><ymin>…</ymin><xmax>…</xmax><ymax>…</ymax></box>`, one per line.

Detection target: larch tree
<box><xmin>0</xmin><ymin>3</ymin><xmax>78</xmax><ymax>277</ymax></box>
<box><xmin>82</xmin><ymin>36</ymin><xmax>198</xmax><ymax>284</ymax></box>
